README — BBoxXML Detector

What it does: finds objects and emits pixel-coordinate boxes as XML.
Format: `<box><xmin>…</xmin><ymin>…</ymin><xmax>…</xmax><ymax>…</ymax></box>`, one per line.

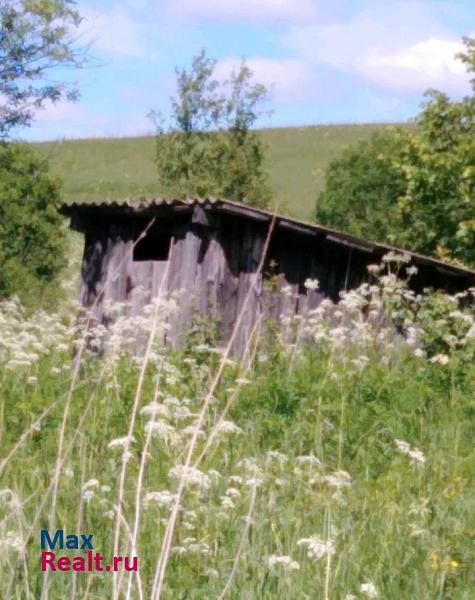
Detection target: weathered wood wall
<box><xmin>74</xmin><ymin>206</ymin><xmax>470</xmax><ymax>355</ymax></box>
<box><xmin>77</xmin><ymin>212</ymin><xmax>361</xmax><ymax>354</ymax></box>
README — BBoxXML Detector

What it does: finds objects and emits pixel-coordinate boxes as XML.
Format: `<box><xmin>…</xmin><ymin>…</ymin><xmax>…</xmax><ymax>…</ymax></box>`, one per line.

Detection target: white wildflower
<box><xmin>224</xmin><ymin>487</ymin><xmax>241</xmax><ymax>500</ymax></box>
<box><xmin>108</xmin><ymin>436</ymin><xmax>135</xmax><ymax>449</ymax></box>
<box><xmin>220</xmin><ymin>495</ymin><xmax>235</xmax><ymax>510</ymax></box>
<box><xmin>63</xmin><ymin>466</ymin><xmax>74</xmax><ymax>478</ymax></box>
<box><xmin>408</xmin><ymin>448</ymin><xmax>426</xmax><ymax>465</ymax></box>
<box><xmin>296</xmin><ymin>454</ymin><xmax>322</xmax><ymax>468</ymax></box>
<box><xmin>382</xmin><ymin>251</ymin><xmax>410</xmax><ymax>264</ymax></box>
<box><xmin>215</xmin><ymin>420</ymin><xmax>243</xmax><ymax>436</ymax></box>
<box><xmin>266</xmin><ymin>554</ymin><xmax>300</xmax><ymax>571</ymax></box>
<box><xmin>430</xmin><ymin>353</ymin><xmax>450</xmax><ymax>365</ymax></box>
<box><xmin>204</xmin><ymin>568</ymin><xmax>219</xmax><ymax>579</ymax></box>
<box><xmin>245</xmin><ymin>477</ymin><xmax>263</xmax><ymax>488</ymax></box>
<box><xmin>169</xmin><ymin>465</ymin><xmax>211</xmax><ymax>491</ymax></box>
<box><xmin>322</xmin><ymin>470</ymin><xmax>352</xmax><ymax>489</ymax></box>
<box><xmin>144</xmin><ymin>420</ymin><xmax>180</xmax><ymax>446</ymax></box>
<box><xmin>304</xmin><ymin>278</ymin><xmax>320</xmax><ymax>291</ymax></box>
<box><xmin>83</xmin><ymin>478</ymin><xmax>99</xmax><ymax>490</ymax></box>
<box><xmin>360</xmin><ymin>581</ymin><xmax>378</xmax><ymax>598</ymax></box>
<box><xmin>143</xmin><ymin>490</ymin><xmax>176</xmax><ymax>509</ymax></box>
<box><xmin>395</xmin><ymin>439</ymin><xmax>411</xmax><ymax>454</ymax></box>
<box><xmin>141</xmin><ymin>401</ymin><xmax>169</xmax><ymax>418</ymax></box>
<box><xmin>0</xmin><ymin>531</ymin><xmax>24</xmax><ymax>554</ymax></box>
<box><xmin>281</xmin><ymin>285</ymin><xmax>293</xmax><ymax>297</ymax></box>
<box><xmin>395</xmin><ymin>439</ymin><xmax>426</xmax><ymax>466</ymax></box>
<box><xmin>228</xmin><ymin>475</ymin><xmax>243</xmax><ymax>485</ymax></box>
<box><xmin>367</xmin><ymin>264</ymin><xmax>381</xmax><ymax>275</ymax></box>
<box><xmin>82</xmin><ymin>490</ymin><xmax>95</xmax><ymax>502</ymax></box>
<box><xmin>297</xmin><ymin>535</ymin><xmax>335</xmax><ymax>561</ymax></box>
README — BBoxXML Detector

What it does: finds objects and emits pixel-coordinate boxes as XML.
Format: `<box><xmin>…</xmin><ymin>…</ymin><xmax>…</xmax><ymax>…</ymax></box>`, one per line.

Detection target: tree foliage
<box><xmin>0</xmin><ymin>142</ymin><xmax>65</xmax><ymax>302</ymax></box>
<box><xmin>315</xmin><ymin>131</ymin><xmax>406</xmax><ymax>241</ymax></box>
<box><xmin>0</xmin><ymin>0</ymin><xmax>84</xmax><ymax>138</ymax></box>
<box><xmin>316</xmin><ymin>37</ymin><xmax>475</xmax><ymax>268</ymax></box>
<box><xmin>152</xmin><ymin>50</ymin><xmax>272</xmax><ymax>208</ymax></box>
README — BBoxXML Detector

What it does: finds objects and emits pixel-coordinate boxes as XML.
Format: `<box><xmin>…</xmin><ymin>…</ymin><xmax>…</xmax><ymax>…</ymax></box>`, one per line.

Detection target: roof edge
<box><xmin>59</xmin><ymin>197</ymin><xmax>475</xmax><ymax>280</ymax></box>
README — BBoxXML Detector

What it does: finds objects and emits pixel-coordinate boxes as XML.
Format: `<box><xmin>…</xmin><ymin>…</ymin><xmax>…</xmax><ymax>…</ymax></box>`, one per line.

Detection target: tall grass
<box><xmin>0</xmin><ymin>258</ymin><xmax>474</xmax><ymax>599</ymax></box>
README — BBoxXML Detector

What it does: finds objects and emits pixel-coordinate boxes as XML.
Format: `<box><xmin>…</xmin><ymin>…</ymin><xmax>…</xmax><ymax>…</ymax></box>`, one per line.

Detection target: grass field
<box><xmin>34</xmin><ymin>123</ymin><xmax>396</xmax><ymax>220</ymax></box>
<box><xmin>1</xmin><ymin>268</ymin><xmax>474</xmax><ymax>599</ymax></box>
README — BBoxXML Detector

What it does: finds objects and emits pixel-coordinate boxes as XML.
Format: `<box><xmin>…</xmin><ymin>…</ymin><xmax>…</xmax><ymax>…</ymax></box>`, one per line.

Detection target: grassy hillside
<box><xmin>34</xmin><ymin>123</ymin><xmax>395</xmax><ymax>220</ymax></box>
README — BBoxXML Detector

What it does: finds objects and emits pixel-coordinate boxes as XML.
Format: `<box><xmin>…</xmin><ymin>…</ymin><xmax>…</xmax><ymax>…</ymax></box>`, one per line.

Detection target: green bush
<box><xmin>0</xmin><ymin>142</ymin><xmax>66</xmax><ymax>304</ymax></box>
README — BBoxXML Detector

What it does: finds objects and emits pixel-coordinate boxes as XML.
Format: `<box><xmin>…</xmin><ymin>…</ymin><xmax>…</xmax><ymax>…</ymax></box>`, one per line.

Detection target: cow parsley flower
<box><xmin>382</xmin><ymin>251</ymin><xmax>410</xmax><ymax>264</ymax></box>
<box><xmin>169</xmin><ymin>465</ymin><xmax>211</xmax><ymax>491</ymax></box>
<box><xmin>430</xmin><ymin>354</ymin><xmax>450</xmax><ymax>365</ymax></box>
<box><xmin>0</xmin><ymin>531</ymin><xmax>24</xmax><ymax>554</ymax></box>
<box><xmin>215</xmin><ymin>420</ymin><xmax>243</xmax><ymax>436</ymax></box>
<box><xmin>304</xmin><ymin>278</ymin><xmax>320</xmax><ymax>291</ymax></box>
<box><xmin>395</xmin><ymin>439</ymin><xmax>426</xmax><ymax>466</ymax></box>
<box><xmin>143</xmin><ymin>490</ymin><xmax>177</xmax><ymax>509</ymax></box>
<box><xmin>360</xmin><ymin>581</ymin><xmax>378</xmax><ymax>598</ymax></box>
<box><xmin>266</xmin><ymin>554</ymin><xmax>300</xmax><ymax>571</ymax></box>
<box><xmin>296</xmin><ymin>454</ymin><xmax>322</xmax><ymax>468</ymax></box>
<box><xmin>322</xmin><ymin>470</ymin><xmax>352</xmax><ymax>489</ymax></box>
<box><xmin>108</xmin><ymin>436</ymin><xmax>135</xmax><ymax>449</ymax></box>
<box><xmin>297</xmin><ymin>535</ymin><xmax>335</xmax><ymax>561</ymax></box>
<box><xmin>83</xmin><ymin>478</ymin><xmax>99</xmax><ymax>489</ymax></box>
<box><xmin>367</xmin><ymin>264</ymin><xmax>381</xmax><ymax>275</ymax></box>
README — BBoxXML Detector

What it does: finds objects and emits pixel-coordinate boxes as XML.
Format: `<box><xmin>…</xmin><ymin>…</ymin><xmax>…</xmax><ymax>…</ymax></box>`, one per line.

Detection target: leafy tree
<box><xmin>152</xmin><ymin>50</ymin><xmax>271</xmax><ymax>208</ymax></box>
<box><xmin>393</xmin><ymin>89</ymin><xmax>474</xmax><ymax>266</ymax></box>
<box><xmin>0</xmin><ymin>0</ymin><xmax>84</xmax><ymax>138</ymax></box>
<box><xmin>0</xmin><ymin>142</ymin><xmax>65</xmax><ymax>302</ymax></box>
<box><xmin>316</xmin><ymin>37</ymin><xmax>475</xmax><ymax>268</ymax></box>
<box><xmin>316</xmin><ymin>131</ymin><xmax>406</xmax><ymax>241</ymax></box>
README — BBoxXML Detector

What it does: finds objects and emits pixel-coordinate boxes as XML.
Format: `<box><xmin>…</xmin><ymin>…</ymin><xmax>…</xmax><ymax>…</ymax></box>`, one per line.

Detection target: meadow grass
<box><xmin>33</xmin><ymin>123</ymin><xmax>396</xmax><ymax>220</ymax></box>
<box><xmin>0</xmin><ymin>261</ymin><xmax>474</xmax><ymax>599</ymax></box>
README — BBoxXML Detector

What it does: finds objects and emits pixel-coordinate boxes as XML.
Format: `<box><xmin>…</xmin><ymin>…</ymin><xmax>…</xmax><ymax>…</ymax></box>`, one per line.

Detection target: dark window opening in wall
<box><xmin>133</xmin><ymin>232</ymin><xmax>172</xmax><ymax>261</ymax></box>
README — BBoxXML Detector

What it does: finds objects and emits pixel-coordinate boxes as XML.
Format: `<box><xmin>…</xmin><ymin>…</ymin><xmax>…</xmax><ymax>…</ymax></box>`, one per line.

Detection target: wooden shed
<box><xmin>61</xmin><ymin>198</ymin><xmax>475</xmax><ymax>352</ymax></box>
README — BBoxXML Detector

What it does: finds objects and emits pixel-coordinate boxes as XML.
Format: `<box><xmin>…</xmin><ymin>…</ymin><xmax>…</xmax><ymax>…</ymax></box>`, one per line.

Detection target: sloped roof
<box><xmin>60</xmin><ymin>197</ymin><xmax>475</xmax><ymax>281</ymax></box>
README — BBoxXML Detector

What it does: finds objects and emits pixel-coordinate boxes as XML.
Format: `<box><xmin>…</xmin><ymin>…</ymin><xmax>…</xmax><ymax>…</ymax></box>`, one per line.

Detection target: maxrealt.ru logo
<box><xmin>41</xmin><ymin>530</ymin><xmax>138</xmax><ymax>572</ymax></box>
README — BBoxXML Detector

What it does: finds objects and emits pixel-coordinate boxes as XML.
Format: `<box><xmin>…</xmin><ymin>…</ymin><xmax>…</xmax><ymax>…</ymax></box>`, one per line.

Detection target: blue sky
<box><xmin>24</xmin><ymin>0</ymin><xmax>474</xmax><ymax>141</ymax></box>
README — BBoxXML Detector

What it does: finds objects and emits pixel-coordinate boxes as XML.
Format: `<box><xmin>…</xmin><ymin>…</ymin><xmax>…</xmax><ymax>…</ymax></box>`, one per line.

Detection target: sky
<box><xmin>24</xmin><ymin>0</ymin><xmax>475</xmax><ymax>141</ymax></box>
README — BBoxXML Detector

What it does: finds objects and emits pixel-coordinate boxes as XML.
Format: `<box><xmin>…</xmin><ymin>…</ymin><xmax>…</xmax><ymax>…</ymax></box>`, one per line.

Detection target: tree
<box><xmin>393</xmin><ymin>89</ymin><xmax>474</xmax><ymax>266</ymax></box>
<box><xmin>315</xmin><ymin>131</ymin><xmax>406</xmax><ymax>241</ymax></box>
<box><xmin>0</xmin><ymin>0</ymin><xmax>84</xmax><ymax>138</ymax></box>
<box><xmin>0</xmin><ymin>142</ymin><xmax>65</xmax><ymax>302</ymax></box>
<box><xmin>316</xmin><ymin>37</ymin><xmax>475</xmax><ymax>268</ymax></box>
<box><xmin>152</xmin><ymin>50</ymin><xmax>272</xmax><ymax>208</ymax></box>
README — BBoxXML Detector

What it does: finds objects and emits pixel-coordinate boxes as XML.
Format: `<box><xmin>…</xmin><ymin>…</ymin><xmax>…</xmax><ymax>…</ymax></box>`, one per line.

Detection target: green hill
<box><xmin>34</xmin><ymin>123</ymin><xmax>396</xmax><ymax>220</ymax></box>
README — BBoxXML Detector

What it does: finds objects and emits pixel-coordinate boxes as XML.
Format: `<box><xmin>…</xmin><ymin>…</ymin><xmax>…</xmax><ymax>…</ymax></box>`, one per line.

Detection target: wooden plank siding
<box><xmin>68</xmin><ymin>201</ymin><xmax>475</xmax><ymax>355</ymax></box>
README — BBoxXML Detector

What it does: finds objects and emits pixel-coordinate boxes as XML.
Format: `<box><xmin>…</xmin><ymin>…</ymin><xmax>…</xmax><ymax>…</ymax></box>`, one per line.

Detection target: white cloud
<box><xmin>283</xmin><ymin>4</ymin><xmax>472</xmax><ymax>95</ymax></box>
<box><xmin>24</xmin><ymin>99</ymin><xmax>153</xmax><ymax>141</ymax></box>
<box><xmin>79</xmin><ymin>6</ymin><xmax>152</xmax><ymax>59</ymax></box>
<box><xmin>215</xmin><ymin>57</ymin><xmax>316</xmax><ymax>101</ymax></box>
<box><xmin>358</xmin><ymin>38</ymin><xmax>468</xmax><ymax>92</ymax></box>
<box><xmin>166</xmin><ymin>0</ymin><xmax>317</xmax><ymax>24</ymax></box>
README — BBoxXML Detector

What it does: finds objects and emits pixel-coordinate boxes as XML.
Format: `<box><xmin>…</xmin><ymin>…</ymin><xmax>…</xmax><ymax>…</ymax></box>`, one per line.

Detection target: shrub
<box><xmin>0</xmin><ymin>142</ymin><xmax>66</xmax><ymax>304</ymax></box>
